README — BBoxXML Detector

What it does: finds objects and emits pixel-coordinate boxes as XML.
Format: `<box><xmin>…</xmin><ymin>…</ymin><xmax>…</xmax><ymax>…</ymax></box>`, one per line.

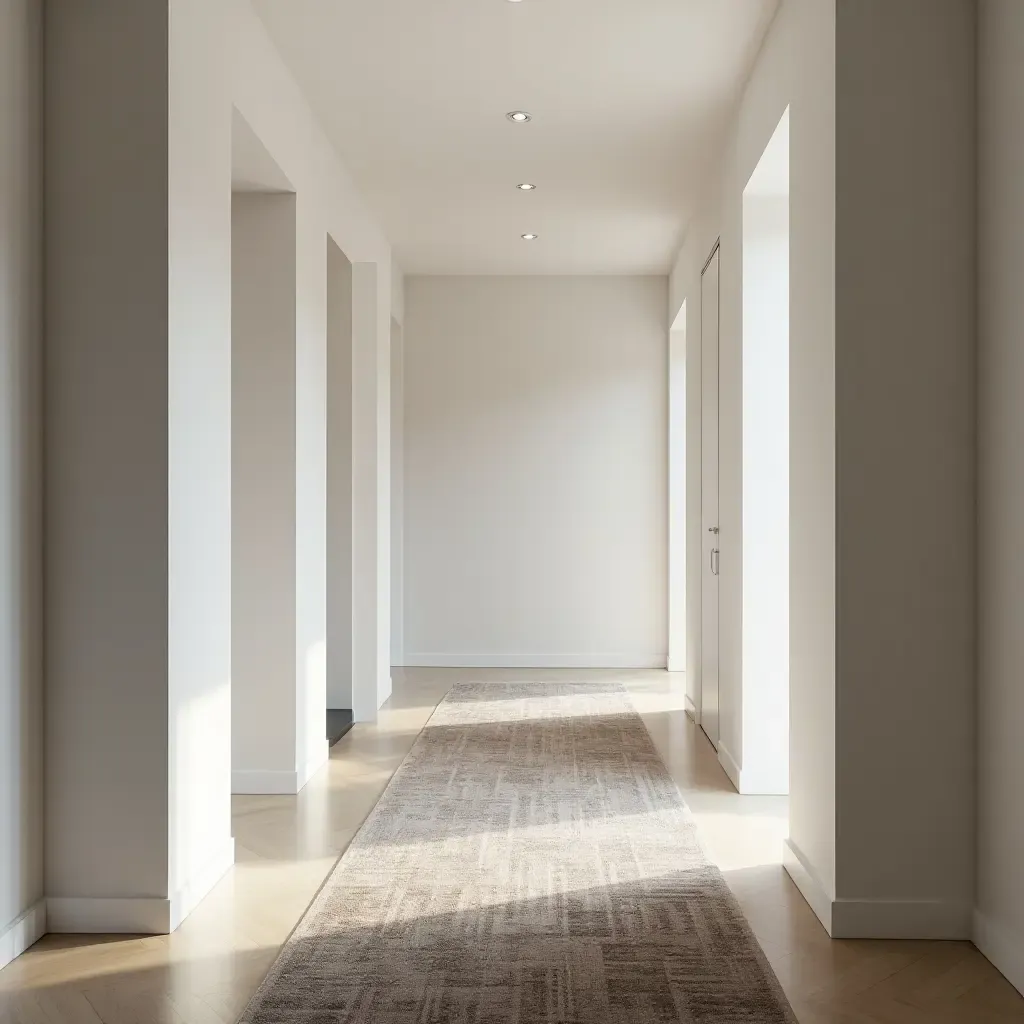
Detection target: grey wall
<box><xmin>977</xmin><ymin>0</ymin><xmax>1024</xmax><ymax>995</ymax></box>
<box><xmin>0</xmin><ymin>0</ymin><xmax>43</xmax><ymax>955</ymax></box>
<box><xmin>833</xmin><ymin>0</ymin><xmax>976</xmax><ymax>923</ymax></box>
<box><xmin>45</xmin><ymin>0</ymin><xmax>173</xmax><ymax>904</ymax></box>
<box><xmin>232</xmin><ymin>193</ymin><xmax>299</xmax><ymax>781</ymax></box>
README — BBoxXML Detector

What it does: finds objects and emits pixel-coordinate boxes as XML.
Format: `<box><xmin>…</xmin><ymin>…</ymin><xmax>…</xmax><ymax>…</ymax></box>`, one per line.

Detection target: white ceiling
<box><xmin>252</xmin><ymin>0</ymin><xmax>778</xmax><ymax>275</ymax></box>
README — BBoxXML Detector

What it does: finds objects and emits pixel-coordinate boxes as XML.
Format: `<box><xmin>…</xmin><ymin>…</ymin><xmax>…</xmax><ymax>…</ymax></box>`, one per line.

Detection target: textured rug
<box><xmin>239</xmin><ymin>682</ymin><xmax>796</xmax><ymax>1023</ymax></box>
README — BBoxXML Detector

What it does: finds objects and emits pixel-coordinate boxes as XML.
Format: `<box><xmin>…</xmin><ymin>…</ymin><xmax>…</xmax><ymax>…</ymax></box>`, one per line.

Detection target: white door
<box><xmin>700</xmin><ymin>244</ymin><xmax>721</xmax><ymax>749</ymax></box>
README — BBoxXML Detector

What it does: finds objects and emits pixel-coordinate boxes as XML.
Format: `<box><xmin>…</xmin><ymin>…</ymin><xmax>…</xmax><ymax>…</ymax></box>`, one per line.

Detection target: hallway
<box><xmin>1</xmin><ymin>671</ymin><xmax>1019</xmax><ymax>1024</ymax></box>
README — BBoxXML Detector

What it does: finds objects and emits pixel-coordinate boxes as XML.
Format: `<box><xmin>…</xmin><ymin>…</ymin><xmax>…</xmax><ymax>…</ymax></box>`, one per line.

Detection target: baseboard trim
<box><xmin>717</xmin><ymin>743</ymin><xmax>789</xmax><ymax>795</ymax></box>
<box><xmin>782</xmin><ymin>839</ymin><xmax>971</xmax><ymax>940</ymax></box>
<box><xmin>232</xmin><ymin>768</ymin><xmax>299</xmax><ymax>794</ymax></box>
<box><xmin>402</xmin><ymin>654</ymin><xmax>669</xmax><ymax>669</ymax></box>
<box><xmin>974</xmin><ymin>909</ymin><xmax>1024</xmax><ymax>996</ymax></box>
<box><xmin>684</xmin><ymin>693</ymin><xmax>699</xmax><ymax>723</ymax></box>
<box><xmin>667</xmin><ymin>655</ymin><xmax>685</xmax><ymax>673</ymax></box>
<box><xmin>48</xmin><ymin>840</ymin><xmax>236</xmax><ymax>936</ymax></box>
<box><xmin>730</xmin><ymin>758</ymin><xmax>788</xmax><ymax>796</ymax></box>
<box><xmin>831</xmin><ymin>897</ymin><xmax>972</xmax><ymax>940</ymax></box>
<box><xmin>47</xmin><ymin>896</ymin><xmax>172</xmax><ymax>934</ymax></box>
<box><xmin>170</xmin><ymin>837</ymin><xmax>235</xmax><ymax>930</ymax></box>
<box><xmin>233</xmin><ymin>743</ymin><xmax>334</xmax><ymax>795</ymax></box>
<box><xmin>0</xmin><ymin>899</ymin><xmax>47</xmax><ymax>969</ymax></box>
<box><xmin>718</xmin><ymin>742</ymin><xmax>742</xmax><ymax>792</ymax></box>
<box><xmin>783</xmin><ymin>838</ymin><xmax>833</xmax><ymax>935</ymax></box>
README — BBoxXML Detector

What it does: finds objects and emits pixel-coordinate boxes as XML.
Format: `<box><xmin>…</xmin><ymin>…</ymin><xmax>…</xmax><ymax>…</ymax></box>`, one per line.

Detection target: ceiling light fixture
<box><xmin>516</xmin><ymin>183</ymin><xmax>536</xmax><ymax>190</ymax></box>
<box><xmin>506</xmin><ymin>110</ymin><xmax>532</xmax><ymax>123</ymax></box>
<box><xmin>521</xmin><ymin>233</ymin><xmax>538</xmax><ymax>241</ymax></box>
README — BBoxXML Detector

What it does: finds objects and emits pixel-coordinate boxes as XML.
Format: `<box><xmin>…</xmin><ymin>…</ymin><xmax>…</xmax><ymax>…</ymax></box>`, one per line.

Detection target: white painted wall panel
<box><xmin>404</xmin><ymin>276</ymin><xmax>667</xmax><ymax>667</ymax></box>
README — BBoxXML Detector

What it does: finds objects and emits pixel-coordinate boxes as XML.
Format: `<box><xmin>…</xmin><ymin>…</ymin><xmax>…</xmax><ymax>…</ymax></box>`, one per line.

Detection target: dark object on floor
<box><xmin>327</xmin><ymin>709</ymin><xmax>354</xmax><ymax>747</ymax></box>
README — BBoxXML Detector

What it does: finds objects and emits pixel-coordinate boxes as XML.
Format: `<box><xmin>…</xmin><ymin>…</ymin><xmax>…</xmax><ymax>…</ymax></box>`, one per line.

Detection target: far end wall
<box><xmin>403</xmin><ymin>275</ymin><xmax>668</xmax><ymax>668</ymax></box>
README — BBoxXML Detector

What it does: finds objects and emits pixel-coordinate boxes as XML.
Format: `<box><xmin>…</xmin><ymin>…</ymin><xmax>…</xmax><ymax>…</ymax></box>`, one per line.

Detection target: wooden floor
<box><xmin>1</xmin><ymin>669</ymin><xmax>1021</xmax><ymax>1024</ymax></box>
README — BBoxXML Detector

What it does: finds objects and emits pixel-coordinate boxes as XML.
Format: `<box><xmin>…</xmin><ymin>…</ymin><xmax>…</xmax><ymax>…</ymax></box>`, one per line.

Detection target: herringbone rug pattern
<box><xmin>239</xmin><ymin>681</ymin><xmax>795</xmax><ymax>1023</ymax></box>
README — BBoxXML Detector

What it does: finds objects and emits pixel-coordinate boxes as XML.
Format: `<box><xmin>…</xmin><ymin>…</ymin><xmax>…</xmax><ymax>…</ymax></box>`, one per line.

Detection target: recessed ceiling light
<box><xmin>506</xmin><ymin>111</ymin><xmax>532</xmax><ymax>123</ymax></box>
<box><xmin>516</xmin><ymin>183</ymin><xmax>536</xmax><ymax>190</ymax></box>
<box><xmin>521</xmin><ymin>233</ymin><xmax>538</xmax><ymax>241</ymax></box>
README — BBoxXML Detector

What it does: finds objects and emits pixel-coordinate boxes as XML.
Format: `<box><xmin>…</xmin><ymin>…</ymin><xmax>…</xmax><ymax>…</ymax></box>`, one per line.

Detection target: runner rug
<box><xmin>239</xmin><ymin>681</ymin><xmax>795</xmax><ymax>1023</ymax></box>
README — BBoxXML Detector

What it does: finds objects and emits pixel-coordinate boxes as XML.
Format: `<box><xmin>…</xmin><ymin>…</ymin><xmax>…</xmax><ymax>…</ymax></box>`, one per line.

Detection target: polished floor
<box><xmin>1</xmin><ymin>669</ymin><xmax>1022</xmax><ymax>1024</ymax></box>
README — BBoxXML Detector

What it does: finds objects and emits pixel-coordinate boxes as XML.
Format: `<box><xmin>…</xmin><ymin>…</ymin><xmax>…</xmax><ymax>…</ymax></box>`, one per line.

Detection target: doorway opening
<box><xmin>739</xmin><ymin>106</ymin><xmax>790</xmax><ymax>794</ymax></box>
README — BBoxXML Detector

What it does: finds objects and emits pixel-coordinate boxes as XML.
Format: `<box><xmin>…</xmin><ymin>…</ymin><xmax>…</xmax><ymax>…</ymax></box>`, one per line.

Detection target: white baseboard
<box><xmin>732</xmin><ymin>759</ymin><xmax>788</xmax><ymax>796</ymax></box>
<box><xmin>684</xmin><ymin>693</ymin><xmax>698</xmax><ymax>722</ymax></box>
<box><xmin>0</xmin><ymin>899</ymin><xmax>47</xmax><ymax>969</ymax></box>
<box><xmin>715</xmin><ymin>740</ymin><xmax>787</xmax><ymax>795</ymax></box>
<box><xmin>47</xmin><ymin>896</ymin><xmax>172</xmax><ymax>934</ymax></box>
<box><xmin>783</xmin><ymin>838</ymin><xmax>833</xmax><ymax>935</ymax></box>
<box><xmin>831</xmin><ymin>897</ymin><xmax>972</xmax><ymax>940</ymax></box>
<box><xmin>170</xmin><ymin>837</ymin><xmax>235</xmax><ymax>930</ymax></box>
<box><xmin>974</xmin><ymin>909</ymin><xmax>1024</xmax><ymax>996</ymax></box>
<box><xmin>402</xmin><ymin>654</ymin><xmax>669</xmax><ymax>669</ymax></box>
<box><xmin>48</xmin><ymin>839</ymin><xmax>235</xmax><ymax>936</ymax></box>
<box><xmin>718</xmin><ymin>742</ymin><xmax>742</xmax><ymax>792</ymax></box>
<box><xmin>667</xmin><ymin>655</ymin><xmax>685</xmax><ymax>673</ymax></box>
<box><xmin>783</xmin><ymin>839</ymin><xmax>971</xmax><ymax>940</ymax></box>
<box><xmin>234</xmin><ymin>742</ymin><xmax>332</xmax><ymax>795</ymax></box>
<box><xmin>232</xmin><ymin>768</ymin><xmax>299</xmax><ymax>794</ymax></box>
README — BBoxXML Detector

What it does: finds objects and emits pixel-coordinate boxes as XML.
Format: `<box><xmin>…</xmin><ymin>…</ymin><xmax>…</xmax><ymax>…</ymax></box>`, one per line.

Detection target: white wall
<box><xmin>226</xmin><ymin>0</ymin><xmax>394</xmax><ymax>722</ymax></box>
<box><xmin>740</xmin><ymin>183</ymin><xmax>789</xmax><ymax>797</ymax></box>
<box><xmin>166</xmin><ymin>1</ymin><xmax>237</xmax><ymax>922</ymax></box>
<box><xmin>670</xmin><ymin>0</ymin><xmax>837</xmax><ymax>914</ymax></box>
<box><xmin>391</xmin><ymin>318</ymin><xmax>405</xmax><ymax>667</ymax></box>
<box><xmin>0</xmin><ymin>0</ymin><xmax>44</xmax><ymax>968</ymax></box>
<box><xmin>977</xmin><ymin>0</ymin><xmax>1024</xmax><ymax>995</ymax></box>
<box><xmin>671</xmin><ymin>0</ymin><xmax>976</xmax><ymax>939</ymax></box>
<box><xmin>404</xmin><ymin>275</ymin><xmax>667</xmax><ymax>668</ymax></box>
<box><xmin>667</xmin><ymin>308</ymin><xmax>687</xmax><ymax>677</ymax></box>
<box><xmin>44</xmin><ymin>0</ymin><xmax>396</xmax><ymax>935</ymax></box>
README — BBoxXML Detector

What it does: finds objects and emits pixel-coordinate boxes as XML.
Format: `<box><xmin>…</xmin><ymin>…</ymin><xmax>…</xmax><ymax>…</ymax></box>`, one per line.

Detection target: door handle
<box><xmin>711</xmin><ymin>548</ymin><xmax>720</xmax><ymax>576</ymax></box>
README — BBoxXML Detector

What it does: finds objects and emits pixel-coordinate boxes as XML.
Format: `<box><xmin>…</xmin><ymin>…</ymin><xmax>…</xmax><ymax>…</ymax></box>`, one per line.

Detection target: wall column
<box><xmin>45</xmin><ymin>0</ymin><xmax>233</xmax><ymax>933</ymax></box>
<box><xmin>231</xmin><ymin>193</ymin><xmax>326</xmax><ymax>794</ymax></box>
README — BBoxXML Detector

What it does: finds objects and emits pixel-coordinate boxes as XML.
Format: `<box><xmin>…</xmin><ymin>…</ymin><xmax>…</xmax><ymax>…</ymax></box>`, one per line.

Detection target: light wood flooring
<box><xmin>1</xmin><ymin>669</ymin><xmax>1021</xmax><ymax>1024</ymax></box>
